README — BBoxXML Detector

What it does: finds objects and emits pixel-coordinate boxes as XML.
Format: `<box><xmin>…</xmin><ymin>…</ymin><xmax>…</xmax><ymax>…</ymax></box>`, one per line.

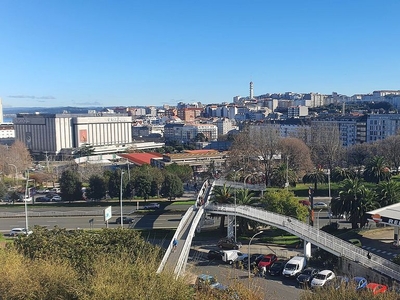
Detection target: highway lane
<box><xmin>0</xmin><ymin>213</ymin><xmax>184</xmax><ymax>233</ymax></box>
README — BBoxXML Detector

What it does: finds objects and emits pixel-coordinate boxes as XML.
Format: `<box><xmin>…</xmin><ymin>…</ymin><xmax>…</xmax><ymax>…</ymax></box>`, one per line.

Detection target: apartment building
<box><xmin>366</xmin><ymin>113</ymin><xmax>400</xmax><ymax>142</ymax></box>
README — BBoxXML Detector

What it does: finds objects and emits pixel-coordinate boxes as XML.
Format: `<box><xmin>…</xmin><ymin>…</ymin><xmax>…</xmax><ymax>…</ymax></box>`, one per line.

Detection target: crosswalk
<box><xmin>362</xmin><ymin>245</ymin><xmax>399</xmax><ymax>260</ymax></box>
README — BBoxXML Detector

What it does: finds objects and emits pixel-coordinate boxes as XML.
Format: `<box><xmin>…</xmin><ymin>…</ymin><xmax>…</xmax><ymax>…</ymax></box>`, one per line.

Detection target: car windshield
<box><xmin>285</xmin><ymin>263</ymin><xmax>296</xmax><ymax>270</ymax></box>
<box><xmin>302</xmin><ymin>269</ymin><xmax>312</xmax><ymax>275</ymax></box>
<box><xmin>273</xmin><ymin>262</ymin><xmax>283</xmax><ymax>267</ymax></box>
<box><xmin>315</xmin><ymin>274</ymin><xmax>327</xmax><ymax>280</ymax></box>
<box><xmin>262</xmin><ymin>257</ymin><xmax>271</xmax><ymax>262</ymax></box>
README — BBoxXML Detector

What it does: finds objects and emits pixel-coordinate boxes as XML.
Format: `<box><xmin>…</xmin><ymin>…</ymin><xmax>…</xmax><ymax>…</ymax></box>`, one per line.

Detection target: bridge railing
<box><xmin>213</xmin><ymin>179</ymin><xmax>266</xmax><ymax>191</ymax></box>
<box><xmin>205</xmin><ymin>204</ymin><xmax>400</xmax><ymax>282</ymax></box>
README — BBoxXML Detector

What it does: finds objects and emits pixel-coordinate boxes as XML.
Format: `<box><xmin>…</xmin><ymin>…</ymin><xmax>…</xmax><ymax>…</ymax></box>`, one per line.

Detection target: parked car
<box><xmin>51</xmin><ymin>195</ymin><xmax>62</xmax><ymax>202</ymax></box>
<box><xmin>268</xmin><ymin>259</ymin><xmax>287</xmax><ymax>276</ymax></box>
<box><xmin>37</xmin><ymin>188</ymin><xmax>50</xmax><ymax>194</ymax></box>
<box><xmin>258</xmin><ymin>253</ymin><xmax>278</xmax><ymax>270</ymax></box>
<box><xmin>116</xmin><ymin>216</ymin><xmax>134</xmax><ymax>224</ymax></box>
<box><xmin>221</xmin><ymin>250</ymin><xmax>245</xmax><ymax>265</ymax></box>
<box><xmin>296</xmin><ymin>267</ymin><xmax>319</xmax><ymax>287</ymax></box>
<box><xmin>313</xmin><ymin>202</ymin><xmax>328</xmax><ymax>209</ymax></box>
<box><xmin>242</xmin><ymin>253</ymin><xmax>264</xmax><ymax>269</ymax></box>
<box><xmin>36</xmin><ymin>196</ymin><xmax>51</xmax><ymax>202</ymax></box>
<box><xmin>282</xmin><ymin>256</ymin><xmax>306</xmax><ymax>278</ymax></box>
<box><xmin>217</xmin><ymin>237</ymin><xmax>242</xmax><ymax>250</ymax></box>
<box><xmin>310</xmin><ymin>270</ymin><xmax>335</xmax><ymax>288</ymax></box>
<box><xmin>9</xmin><ymin>228</ymin><xmax>33</xmax><ymax>237</ymax></box>
<box><xmin>366</xmin><ymin>283</ymin><xmax>388</xmax><ymax>295</ymax></box>
<box><xmin>207</xmin><ymin>250</ymin><xmax>223</xmax><ymax>260</ymax></box>
<box><xmin>143</xmin><ymin>203</ymin><xmax>160</xmax><ymax>210</ymax></box>
<box><xmin>325</xmin><ymin>275</ymin><xmax>349</xmax><ymax>290</ymax></box>
<box><xmin>195</xmin><ymin>274</ymin><xmax>227</xmax><ymax>291</ymax></box>
<box><xmin>353</xmin><ymin>276</ymin><xmax>368</xmax><ymax>290</ymax></box>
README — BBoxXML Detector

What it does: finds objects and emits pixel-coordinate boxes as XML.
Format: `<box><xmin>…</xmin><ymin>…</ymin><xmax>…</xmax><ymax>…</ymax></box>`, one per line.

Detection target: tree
<box><xmin>309</xmin><ymin>121</ymin><xmax>342</xmax><ymax>170</ymax></box>
<box><xmin>346</xmin><ymin>143</ymin><xmax>374</xmax><ymax>175</ymax></box>
<box><xmin>86</xmin><ymin>175</ymin><xmax>107</xmax><ymax>200</ymax></box>
<box><xmin>229</xmin><ymin>125</ymin><xmax>282</xmax><ymax>186</ymax></box>
<box><xmin>134</xmin><ymin>174</ymin><xmax>152</xmax><ymax>201</ymax></box>
<box><xmin>211</xmin><ymin>184</ymin><xmax>233</xmax><ymax>232</ymax></box>
<box><xmin>376</xmin><ymin>180</ymin><xmax>400</xmax><ymax>207</ymax></box>
<box><xmin>235</xmin><ymin>189</ymin><xmax>258</xmax><ymax>234</ymax></box>
<box><xmin>160</xmin><ymin>173</ymin><xmax>184</xmax><ymax>200</ymax></box>
<box><xmin>164</xmin><ymin>163</ymin><xmax>193</xmax><ymax>183</ymax></box>
<box><xmin>280</xmin><ymin>137</ymin><xmax>313</xmax><ymax>178</ymax></box>
<box><xmin>107</xmin><ymin>169</ymin><xmax>122</xmax><ymax>199</ymax></box>
<box><xmin>59</xmin><ymin>169</ymin><xmax>82</xmax><ymax>202</ymax></box>
<box><xmin>377</xmin><ymin>135</ymin><xmax>400</xmax><ymax>173</ymax></box>
<box><xmin>74</xmin><ymin>143</ymin><xmax>95</xmax><ymax>158</ymax></box>
<box><xmin>363</xmin><ymin>155</ymin><xmax>391</xmax><ymax>183</ymax></box>
<box><xmin>261</xmin><ymin>189</ymin><xmax>308</xmax><ymax>222</ymax></box>
<box><xmin>271</xmin><ymin>164</ymin><xmax>297</xmax><ymax>188</ymax></box>
<box><xmin>302</xmin><ymin>169</ymin><xmax>326</xmax><ymax>191</ymax></box>
<box><xmin>331</xmin><ymin>167</ymin><xmax>356</xmax><ymax>182</ymax></box>
<box><xmin>337</xmin><ymin>178</ymin><xmax>366</xmax><ymax>229</ymax></box>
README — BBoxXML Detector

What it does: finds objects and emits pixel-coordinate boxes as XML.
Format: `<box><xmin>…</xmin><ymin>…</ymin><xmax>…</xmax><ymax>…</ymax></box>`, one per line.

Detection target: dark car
<box><xmin>268</xmin><ymin>259</ymin><xmax>287</xmax><ymax>276</ymax></box>
<box><xmin>36</xmin><ymin>196</ymin><xmax>51</xmax><ymax>202</ymax></box>
<box><xmin>207</xmin><ymin>250</ymin><xmax>223</xmax><ymax>260</ymax></box>
<box><xmin>116</xmin><ymin>216</ymin><xmax>134</xmax><ymax>224</ymax></box>
<box><xmin>243</xmin><ymin>253</ymin><xmax>264</xmax><ymax>269</ymax></box>
<box><xmin>296</xmin><ymin>267</ymin><xmax>319</xmax><ymax>287</ymax></box>
<box><xmin>217</xmin><ymin>237</ymin><xmax>242</xmax><ymax>250</ymax></box>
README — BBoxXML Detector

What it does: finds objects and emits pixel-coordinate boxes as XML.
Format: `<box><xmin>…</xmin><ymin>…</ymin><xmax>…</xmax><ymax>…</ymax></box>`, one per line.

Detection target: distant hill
<box><xmin>3</xmin><ymin>106</ymin><xmax>109</xmax><ymax>115</ymax></box>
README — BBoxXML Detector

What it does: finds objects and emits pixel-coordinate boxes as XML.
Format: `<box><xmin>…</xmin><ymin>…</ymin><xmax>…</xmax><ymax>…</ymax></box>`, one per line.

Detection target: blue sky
<box><xmin>1</xmin><ymin>0</ymin><xmax>399</xmax><ymax>108</ymax></box>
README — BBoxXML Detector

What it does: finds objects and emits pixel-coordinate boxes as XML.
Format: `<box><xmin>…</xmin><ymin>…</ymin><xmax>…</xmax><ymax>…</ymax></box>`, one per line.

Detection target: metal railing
<box><xmin>0</xmin><ymin>210</ymin><xmax>105</xmax><ymax>218</ymax></box>
<box><xmin>205</xmin><ymin>204</ymin><xmax>400</xmax><ymax>282</ymax></box>
<box><xmin>174</xmin><ymin>181</ymin><xmax>213</xmax><ymax>277</ymax></box>
<box><xmin>213</xmin><ymin>179</ymin><xmax>266</xmax><ymax>191</ymax></box>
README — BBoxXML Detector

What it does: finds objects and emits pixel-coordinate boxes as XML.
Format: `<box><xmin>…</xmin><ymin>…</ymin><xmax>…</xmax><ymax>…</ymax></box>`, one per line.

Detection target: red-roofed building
<box><xmin>119</xmin><ymin>152</ymin><xmax>163</xmax><ymax>167</ymax></box>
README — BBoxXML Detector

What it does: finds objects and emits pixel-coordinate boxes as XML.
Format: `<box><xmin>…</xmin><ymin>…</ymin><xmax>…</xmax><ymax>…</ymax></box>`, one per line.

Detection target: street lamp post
<box><xmin>285</xmin><ymin>155</ymin><xmax>290</xmax><ymax>190</ymax></box>
<box><xmin>248</xmin><ymin>230</ymin><xmax>263</xmax><ymax>289</ymax></box>
<box><xmin>317</xmin><ymin>209</ymin><xmax>322</xmax><ymax>228</ymax></box>
<box><xmin>120</xmin><ymin>170</ymin><xmax>125</xmax><ymax>228</ymax></box>
<box><xmin>233</xmin><ymin>168</ymin><xmax>243</xmax><ymax>242</ymax></box>
<box><xmin>24</xmin><ymin>169</ymin><xmax>30</xmax><ymax>230</ymax></box>
<box><xmin>327</xmin><ymin>169</ymin><xmax>332</xmax><ymax>224</ymax></box>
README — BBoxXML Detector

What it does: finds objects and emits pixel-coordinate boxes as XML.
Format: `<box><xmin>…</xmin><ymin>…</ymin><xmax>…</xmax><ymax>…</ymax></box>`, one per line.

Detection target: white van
<box><xmin>282</xmin><ymin>256</ymin><xmax>306</xmax><ymax>278</ymax></box>
<box><xmin>221</xmin><ymin>250</ymin><xmax>247</xmax><ymax>265</ymax></box>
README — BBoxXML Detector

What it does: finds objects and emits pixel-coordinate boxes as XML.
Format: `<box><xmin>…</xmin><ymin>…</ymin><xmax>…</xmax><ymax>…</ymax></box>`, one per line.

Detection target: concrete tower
<box><xmin>0</xmin><ymin>98</ymin><xmax>3</xmax><ymax>124</ymax></box>
<box><xmin>250</xmin><ymin>81</ymin><xmax>254</xmax><ymax>99</ymax></box>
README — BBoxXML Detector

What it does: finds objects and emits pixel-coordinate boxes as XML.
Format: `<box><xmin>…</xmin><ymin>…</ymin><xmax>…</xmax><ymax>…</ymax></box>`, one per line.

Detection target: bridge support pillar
<box><xmin>394</xmin><ymin>226</ymin><xmax>400</xmax><ymax>247</ymax></box>
<box><xmin>227</xmin><ymin>215</ymin><xmax>234</xmax><ymax>238</ymax></box>
<box><xmin>303</xmin><ymin>241</ymin><xmax>312</xmax><ymax>258</ymax></box>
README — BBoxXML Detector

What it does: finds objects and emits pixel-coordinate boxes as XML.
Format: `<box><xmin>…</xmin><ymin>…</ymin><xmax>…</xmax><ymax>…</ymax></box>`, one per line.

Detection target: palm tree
<box><xmin>359</xmin><ymin>188</ymin><xmax>379</xmax><ymax>228</ymax></box>
<box><xmin>271</xmin><ymin>164</ymin><xmax>297</xmax><ymax>188</ymax></box>
<box><xmin>363</xmin><ymin>156</ymin><xmax>391</xmax><ymax>184</ymax></box>
<box><xmin>339</xmin><ymin>178</ymin><xmax>365</xmax><ymax>229</ymax></box>
<box><xmin>376</xmin><ymin>180</ymin><xmax>400</xmax><ymax>207</ymax></box>
<box><xmin>235</xmin><ymin>188</ymin><xmax>258</xmax><ymax>234</ymax></box>
<box><xmin>211</xmin><ymin>184</ymin><xmax>233</xmax><ymax>232</ymax></box>
<box><xmin>302</xmin><ymin>169</ymin><xmax>326</xmax><ymax>191</ymax></box>
<box><xmin>331</xmin><ymin>167</ymin><xmax>357</xmax><ymax>182</ymax></box>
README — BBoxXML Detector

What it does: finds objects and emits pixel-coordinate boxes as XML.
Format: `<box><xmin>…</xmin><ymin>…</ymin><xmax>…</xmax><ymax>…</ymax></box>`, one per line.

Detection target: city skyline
<box><xmin>1</xmin><ymin>0</ymin><xmax>399</xmax><ymax>108</ymax></box>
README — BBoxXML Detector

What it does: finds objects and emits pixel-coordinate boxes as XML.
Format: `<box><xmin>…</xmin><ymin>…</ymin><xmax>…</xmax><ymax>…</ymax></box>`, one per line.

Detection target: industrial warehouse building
<box><xmin>13</xmin><ymin>113</ymin><xmax>133</xmax><ymax>158</ymax></box>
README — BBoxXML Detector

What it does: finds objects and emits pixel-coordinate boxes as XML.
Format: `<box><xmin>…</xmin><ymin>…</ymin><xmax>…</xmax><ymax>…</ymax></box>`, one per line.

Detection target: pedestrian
<box><xmin>367</xmin><ymin>252</ymin><xmax>371</xmax><ymax>260</ymax></box>
<box><xmin>260</xmin><ymin>266</ymin><xmax>266</xmax><ymax>277</ymax></box>
<box><xmin>173</xmin><ymin>238</ymin><xmax>178</xmax><ymax>252</ymax></box>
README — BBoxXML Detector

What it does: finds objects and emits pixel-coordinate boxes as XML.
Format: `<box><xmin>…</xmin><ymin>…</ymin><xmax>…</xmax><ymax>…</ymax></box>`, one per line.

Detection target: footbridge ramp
<box><xmin>206</xmin><ymin>203</ymin><xmax>400</xmax><ymax>282</ymax></box>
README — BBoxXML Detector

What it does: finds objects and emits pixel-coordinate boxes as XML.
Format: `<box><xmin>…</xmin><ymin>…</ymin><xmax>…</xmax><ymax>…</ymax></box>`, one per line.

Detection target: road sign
<box><xmin>104</xmin><ymin>206</ymin><xmax>112</xmax><ymax>222</ymax></box>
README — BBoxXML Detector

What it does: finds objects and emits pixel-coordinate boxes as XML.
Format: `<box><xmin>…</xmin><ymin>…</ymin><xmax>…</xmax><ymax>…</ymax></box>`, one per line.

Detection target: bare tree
<box><xmin>229</xmin><ymin>124</ymin><xmax>282</xmax><ymax>186</ymax></box>
<box><xmin>280</xmin><ymin>137</ymin><xmax>314</xmax><ymax>178</ymax></box>
<box><xmin>309</xmin><ymin>121</ymin><xmax>342</xmax><ymax>170</ymax></box>
<box><xmin>377</xmin><ymin>135</ymin><xmax>400</xmax><ymax>173</ymax></box>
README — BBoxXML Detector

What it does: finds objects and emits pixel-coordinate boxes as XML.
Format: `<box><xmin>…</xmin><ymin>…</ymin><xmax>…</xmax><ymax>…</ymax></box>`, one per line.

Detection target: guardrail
<box><xmin>0</xmin><ymin>210</ymin><xmax>105</xmax><ymax>218</ymax></box>
<box><xmin>205</xmin><ymin>204</ymin><xmax>400</xmax><ymax>282</ymax></box>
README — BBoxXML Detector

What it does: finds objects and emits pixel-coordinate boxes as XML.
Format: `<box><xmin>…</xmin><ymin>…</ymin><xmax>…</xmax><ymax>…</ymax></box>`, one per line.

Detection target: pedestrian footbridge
<box><xmin>157</xmin><ymin>181</ymin><xmax>400</xmax><ymax>282</ymax></box>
